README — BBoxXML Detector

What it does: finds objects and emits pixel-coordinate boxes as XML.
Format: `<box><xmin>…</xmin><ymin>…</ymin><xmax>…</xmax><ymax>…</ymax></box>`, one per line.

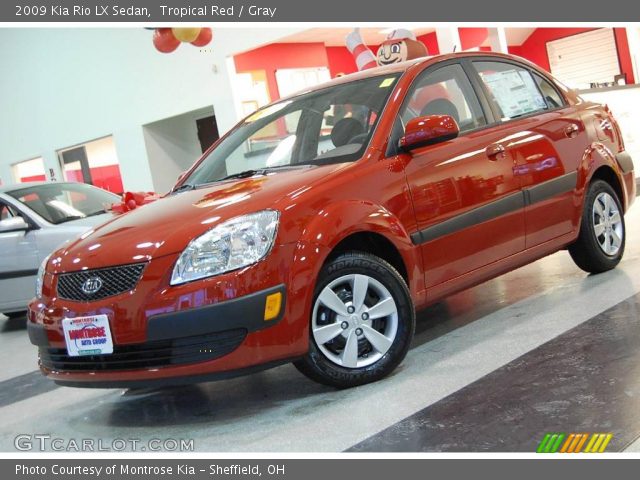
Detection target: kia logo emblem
<box><xmin>81</xmin><ymin>277</ymin><xmax>103</xmax><ymax>295</ymax></box>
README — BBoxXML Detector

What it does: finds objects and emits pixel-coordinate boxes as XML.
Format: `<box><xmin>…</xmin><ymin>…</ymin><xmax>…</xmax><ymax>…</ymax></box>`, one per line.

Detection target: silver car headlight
<box><xmin>170</xmin><ymin>210</ymin><xmax>279</xmax><ymax>285</ymax></box>
<box><xmin>35</xmin><ymin>254</ymin><xmax>51</xmax><ymax>299</ymax></box>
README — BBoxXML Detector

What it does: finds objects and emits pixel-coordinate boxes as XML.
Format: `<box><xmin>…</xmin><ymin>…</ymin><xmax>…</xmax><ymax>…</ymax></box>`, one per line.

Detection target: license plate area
<box><xmin>62</xmin><ymin>314</ymin><xmax>114</xmax><ymax>356</ymax></box>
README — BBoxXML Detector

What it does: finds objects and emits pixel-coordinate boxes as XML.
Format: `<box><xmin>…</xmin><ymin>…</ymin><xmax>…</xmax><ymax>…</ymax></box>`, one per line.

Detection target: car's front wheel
<box><xmin>569</xmin><ymin>179</ymin><xmax>626</xmax><ymax>273</ymax></box>
<box><xmin>294</xmin><ymin>251</ymin><xmax>415</xmax><ymax>388</ymax></box>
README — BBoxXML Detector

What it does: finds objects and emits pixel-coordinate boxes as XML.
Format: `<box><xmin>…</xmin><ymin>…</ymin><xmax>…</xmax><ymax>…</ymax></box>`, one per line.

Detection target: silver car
<box><xmin>0</xmin><ymin>182</ymin><xmax>120</xmax><ymax>317</ymax></box>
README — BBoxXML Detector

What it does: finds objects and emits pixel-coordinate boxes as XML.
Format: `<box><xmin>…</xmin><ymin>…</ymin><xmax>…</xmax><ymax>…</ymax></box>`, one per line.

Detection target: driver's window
<box><xmin>401</xmin><ymin>63</ymin><xmax>486</xmax><ymax>133</ymax></box>
<box><xmin>226</xmin><ymin>110</ymin><xmax>303</xmax><ymax>175</ymax></box>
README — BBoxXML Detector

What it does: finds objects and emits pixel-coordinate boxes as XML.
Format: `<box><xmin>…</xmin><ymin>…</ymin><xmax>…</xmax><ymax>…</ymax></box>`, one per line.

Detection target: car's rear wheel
<box><xmin>569</xmin><ymin>179</ymin><xmax>625</xmax><ymax>273</ymax></box>
<box><xmin>294</xmin><ymin>251</ymin><xmax>415</xmax><ymax>388</ymax></box>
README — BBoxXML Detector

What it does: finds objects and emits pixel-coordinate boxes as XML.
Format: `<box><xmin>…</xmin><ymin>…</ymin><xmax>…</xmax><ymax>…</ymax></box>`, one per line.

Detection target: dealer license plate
<box><xmin>62</xmin><ymin>315</ymin><xmax>114</xmax><ymax>356</ymax></box>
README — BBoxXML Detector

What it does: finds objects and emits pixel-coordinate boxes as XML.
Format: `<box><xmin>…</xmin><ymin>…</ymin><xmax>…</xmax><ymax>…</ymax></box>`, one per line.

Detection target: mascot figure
<box><xmin>346</xmin><ymin>28</ymin><xmax>428</xmax><ymax>71</ymax></box>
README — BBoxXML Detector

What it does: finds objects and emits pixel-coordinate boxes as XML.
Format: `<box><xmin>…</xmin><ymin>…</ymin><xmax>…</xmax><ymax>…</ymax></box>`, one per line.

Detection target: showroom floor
<box><xmin>2</xmin><ymin>206</ymin><xmax>640</xmax><ymax>452</ymax></box>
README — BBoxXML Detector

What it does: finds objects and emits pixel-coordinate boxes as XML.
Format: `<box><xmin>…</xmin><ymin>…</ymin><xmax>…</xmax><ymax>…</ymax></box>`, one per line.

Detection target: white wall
<box><xmin>0</xmin><ymin>27</ymin><xmax>304</xmax><ymax>190</ymax></box>
<box><xmin>143</xmin><ymin>107</ymin><xmax>213</xmax><ymax>194</ymax></box>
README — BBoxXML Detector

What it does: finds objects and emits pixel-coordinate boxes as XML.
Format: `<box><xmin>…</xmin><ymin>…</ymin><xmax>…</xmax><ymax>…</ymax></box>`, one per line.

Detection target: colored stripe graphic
<box><xmin>537</xmin><ymin>433</ymin><xmax>612</xmax><ymax>453</ymax></box>
<box><xmin>537</xmin><ymin>433</ymin><xmax>552</xmax><ymax>453</ymax></box>
<box><xmin>560</xmin><ymin>434</ymin><xmax>575</xmax><ymax>453</ymax></box>
<box><xmin>574</xmin><ymin>433</ymin><xmax>589</xmax><ymax>453</ymax></box>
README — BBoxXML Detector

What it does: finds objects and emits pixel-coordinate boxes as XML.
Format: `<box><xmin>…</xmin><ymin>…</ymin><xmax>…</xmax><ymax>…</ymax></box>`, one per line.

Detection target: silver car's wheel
<box><xmin>593</xmin><ymin>192</ymin><xmax>623</xmax><ymax>256</ymax></box>
<box><xmin>312</xmin><ymin>273</ymin><xmax>399</xmax><ymax>369</ymax></box>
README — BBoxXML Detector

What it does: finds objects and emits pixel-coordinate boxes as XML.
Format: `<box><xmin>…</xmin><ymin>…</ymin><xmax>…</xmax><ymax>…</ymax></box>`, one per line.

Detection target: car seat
<box><xmin>331</xmin><ymin>118</ymin><xmax>365</xmax><ymax>147</ymax></box>
<box><xmin>420</xmin><ymin>98</ymin><xmax>460</xmax><ymax>124</ymax></box>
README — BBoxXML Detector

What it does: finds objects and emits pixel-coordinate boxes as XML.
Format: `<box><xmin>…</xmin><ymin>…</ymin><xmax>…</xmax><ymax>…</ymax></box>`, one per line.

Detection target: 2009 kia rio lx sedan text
<box><xmin>28</xmin><ymin>52</ymin><xmax>635</xmax><ymax>389</ymax></box>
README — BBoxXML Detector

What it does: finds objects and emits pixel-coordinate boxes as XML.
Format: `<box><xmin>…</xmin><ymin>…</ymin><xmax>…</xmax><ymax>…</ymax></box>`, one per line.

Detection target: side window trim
<box><xmin>387</xmin><ymin>59</ymin><xmax>492</xmax><ymax>156</ymax></box>
<box><xmin>460</xmin><ymin>58</ymin><xmax>498</xmax><ymax>125</ymax></box>
<box><xmin>531</xmin><ymin>72</ymin><xmax>567</xmax><ymax>110</ymax></box>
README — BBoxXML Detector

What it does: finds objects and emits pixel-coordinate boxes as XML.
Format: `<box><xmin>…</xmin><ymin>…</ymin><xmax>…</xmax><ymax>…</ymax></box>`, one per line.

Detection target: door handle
<box><xmin>564</xmin><ymin>124</ymin><xmax>580</xmax><ymax>138</ymax></box>
<box><xmin>486</xmin><ymin>143</ymin><xmax>506</xmax><ymax>160</ymax></box>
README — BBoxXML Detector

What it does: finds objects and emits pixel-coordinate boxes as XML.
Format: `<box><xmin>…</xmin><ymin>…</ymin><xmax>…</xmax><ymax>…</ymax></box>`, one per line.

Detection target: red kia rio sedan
<box><xmin>28</xmin><ymin>52</ymin><xmax>635</xmax><ymax>389</ymax></box>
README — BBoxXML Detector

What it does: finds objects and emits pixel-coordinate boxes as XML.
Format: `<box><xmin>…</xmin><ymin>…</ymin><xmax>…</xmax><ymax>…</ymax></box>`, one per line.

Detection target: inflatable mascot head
<box><xmin>376</xmin><ymin>29</ymin><xmax>428</xmax><ymax>65</ymax></box>
<box><xmin>345</xmin><ymin>28</ymin><xmax>428</xmax><ymax>71</ymax></box>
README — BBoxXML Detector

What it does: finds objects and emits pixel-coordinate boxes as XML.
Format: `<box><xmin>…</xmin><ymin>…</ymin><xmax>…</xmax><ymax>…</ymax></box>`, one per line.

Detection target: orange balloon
<box><xmin>153</xmin><ymin>28</ymin><xmax>179</xmax><ymax>53</ymax></box>
<box><xmin>191</xmin><ymin>28</ymin><xmax>213</xmax><ymax>47</ymax></box>
<box><xmin>172</xmin><ymin>28</ymin><xmax>201</xmax><ymax>43</ymax></box>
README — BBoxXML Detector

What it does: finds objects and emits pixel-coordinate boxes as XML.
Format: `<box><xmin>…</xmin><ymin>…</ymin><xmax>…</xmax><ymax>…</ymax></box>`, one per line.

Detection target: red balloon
<box><xmin>191</xmin><ymin>28</ymin><xmax>213</xmax><ymax>47</ymax></box>
<box><xmin>153</xmin><ymin>28</ymin><xmax>180</xmax><ymax>53</ymax></box>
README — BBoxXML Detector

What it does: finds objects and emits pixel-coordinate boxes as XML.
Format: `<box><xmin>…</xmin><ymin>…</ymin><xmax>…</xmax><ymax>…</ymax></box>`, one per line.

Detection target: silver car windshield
<box><xmin>182</xmin><ymin>73</ymin><xmax>400</xmax><ymax>187</ymax></box>
<box><xmin>7</xmin><ymin>183</ymin><xmax>121</xmax><ymax>225</ymax></box>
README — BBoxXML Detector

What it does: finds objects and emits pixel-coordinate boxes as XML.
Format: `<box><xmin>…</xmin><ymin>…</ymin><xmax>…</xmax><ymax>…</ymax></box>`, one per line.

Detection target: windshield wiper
<box><xmin>86</xmin><ymin>209</ymin><xmax>107</xmax><ymax>217</ymax></box>
<box><xmin>214</xmin><ymin>165</ymin><xmax>312</xmax><ymax>183</ymax></box>
<box><xmin>56</xmin><ymin>215</ymin><xmax>85</xmax><ymax>224</ymax></box>
<box><xmin>215</xmin><ymin>169</ymin><xmax>265</xmax><ymax>182</ymax></box>
<box><xmin>170</xmin><ymin>183</ymin><xmax>196</xmax><ymax>195</ymax></box>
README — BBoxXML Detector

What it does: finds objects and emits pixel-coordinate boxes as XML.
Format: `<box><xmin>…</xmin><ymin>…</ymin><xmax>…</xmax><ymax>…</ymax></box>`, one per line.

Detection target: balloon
<box><xmin>153</xmin><ymin>28</ymin><xmax>180</xmax><ymax>53</ymax></box>
<box><xmin>172</xmin><ymin>28</ymin><xmax>201</xmax><ymax>43</ymax></box>
<box><xmin>191</xmin><ymin>28</ymin><xmax>213</xmax><ymax>47</ymax></box>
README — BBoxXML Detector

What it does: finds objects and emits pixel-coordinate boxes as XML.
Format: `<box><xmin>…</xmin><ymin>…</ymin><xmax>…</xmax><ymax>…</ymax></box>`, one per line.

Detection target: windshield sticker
<box><xmin>379</xmin><ymin>77</ymin><xmax>395</xmax><ymax>88</ymax></box>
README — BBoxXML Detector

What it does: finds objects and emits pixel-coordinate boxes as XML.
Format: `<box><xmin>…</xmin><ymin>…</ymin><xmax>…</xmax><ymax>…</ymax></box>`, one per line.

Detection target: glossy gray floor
<box><xmin>1</xmin><ymin>205</ymin><xmax>640</xmax><ymax>453</ymax></box>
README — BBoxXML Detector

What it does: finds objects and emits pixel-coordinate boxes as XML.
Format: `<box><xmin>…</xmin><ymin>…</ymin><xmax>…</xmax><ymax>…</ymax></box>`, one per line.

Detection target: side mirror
<box><xmin>0</xmin><ymin>216</ymin><xmax>29</xmax><ymax>233</ymax></box>
<box><xmin>398</xmin><ymin>115</ymin><xmax>459</xmax><ymax>152</ymax></box>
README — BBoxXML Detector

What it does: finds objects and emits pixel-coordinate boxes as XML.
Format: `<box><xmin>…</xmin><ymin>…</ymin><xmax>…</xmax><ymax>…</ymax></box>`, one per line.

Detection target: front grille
<box><xmin>56</xmin><ymin>263</ymin><xmax>146</xmax><ymax>302</ymax></box>
<box><xmin>39</xmin><ymin>328</ymin><xmax>247</xmax><ymax>372</ymax></box>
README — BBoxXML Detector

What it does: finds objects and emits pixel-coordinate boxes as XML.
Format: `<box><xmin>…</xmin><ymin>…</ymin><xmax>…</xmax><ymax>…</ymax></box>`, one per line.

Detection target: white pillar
<box><xmin>41</xmin><ymin>151</ymin><xmax>63</xmax><ymax>182</ymax></box>
<box><xmin>625</xmin><ymin>28</ymin><xmax>640</xmax><ymax>84</ymax></box>
<box><xmin>436</xmin><ymin>27</ymin><xmax>462</xmax><ymax>54</ymax></box>
<box><xmin>488</xmin><ymin>27</ymin><xmax>509</xmax><ymax>54</ymax></box>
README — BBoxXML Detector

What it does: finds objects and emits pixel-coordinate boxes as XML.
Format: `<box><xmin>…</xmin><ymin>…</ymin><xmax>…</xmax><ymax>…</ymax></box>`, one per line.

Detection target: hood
<box><xmin>61</xmin><ymin>212</ymin><xmax>115</xmax><ymax>228</ymax></box>
<box><xmin>50</xmin><ymin>165</ymin><xmax>344</xmax><ymax>272</ymax></box>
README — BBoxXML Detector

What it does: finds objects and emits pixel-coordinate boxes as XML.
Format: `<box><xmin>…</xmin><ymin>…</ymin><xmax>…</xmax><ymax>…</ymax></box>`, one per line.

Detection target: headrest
<box><xmin>420</xmin><ymin>98</ymin><xmax>460</xmax><ymax>124</ymax></box>
<box><xmin>331</xmin><ymin>118</ymin><xmax>365</xmax><ymax>147</ymax></box>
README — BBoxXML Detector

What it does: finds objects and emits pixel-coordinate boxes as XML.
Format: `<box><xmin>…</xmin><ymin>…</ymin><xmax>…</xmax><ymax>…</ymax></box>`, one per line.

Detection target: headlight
<box><xmin>35</xmin><ymin>254</ymin><xmax>51</xmax><ymax>299</ymax></box>
<box><xmin>170</xmin><ymin>210</ymin><xmax>279</xmax><ymax>285</ymax></box>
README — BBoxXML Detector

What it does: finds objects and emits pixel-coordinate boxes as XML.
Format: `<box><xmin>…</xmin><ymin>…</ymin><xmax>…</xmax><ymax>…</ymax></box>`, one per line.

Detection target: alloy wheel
<box><xmin>312</xmin><ymin>274</ymin><xmax>399</xmax><ymax>369</ymax></box>
<box><xmin>592</xmin><ymin>191</ymin><xmax>623</xmax><ymax>256</ymax></box>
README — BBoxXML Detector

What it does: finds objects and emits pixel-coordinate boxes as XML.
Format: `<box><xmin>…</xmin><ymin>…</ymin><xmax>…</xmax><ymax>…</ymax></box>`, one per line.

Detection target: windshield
<box><xmin>182</xmin><ymin>73</ymin><xmax>400</xmax><ymax>187</ymax></box>
<box><xmin>7</xmin><ymin>182</ymin><xmax>120</xmax><ymax>225</ymax></box>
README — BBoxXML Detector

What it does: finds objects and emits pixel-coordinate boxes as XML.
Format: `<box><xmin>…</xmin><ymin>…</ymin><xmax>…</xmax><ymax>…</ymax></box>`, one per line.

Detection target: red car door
<box><xmin>394</xmin><ymin>62</ymin><xmax>526</xmax><ymax>292</ymax></box>
<box><xmin>470</xmin><ymin>60</ymin><xmax>586</xmax><ymax>248</ymax></box>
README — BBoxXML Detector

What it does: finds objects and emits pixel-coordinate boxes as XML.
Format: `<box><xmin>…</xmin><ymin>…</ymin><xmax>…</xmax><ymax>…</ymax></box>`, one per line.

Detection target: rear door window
<box><xmin>532</xmin><ymin>73</ymin><xmax>566</xmax><ymax>109</ymax></box>
<box><xmin>473</xmin><ymin>61</ymin><xmax>549</xmax><ymax>120</ymax></box>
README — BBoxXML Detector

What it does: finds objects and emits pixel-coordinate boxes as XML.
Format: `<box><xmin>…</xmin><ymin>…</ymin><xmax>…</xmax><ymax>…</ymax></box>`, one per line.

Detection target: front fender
<box><xmin>283</xmin><ymin>200</ymin><xmax>424</xmax><ymax>352</ymax></box>
<box><xmin>294</xmin><ymin>199</ymin><xmax>423</xmax><ymax>302</ymax></box>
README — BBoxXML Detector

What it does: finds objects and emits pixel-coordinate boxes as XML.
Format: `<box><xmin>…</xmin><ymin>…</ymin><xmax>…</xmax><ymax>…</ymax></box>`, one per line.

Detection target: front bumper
<box><xmin>27</xmin><ymin>241</ymin><xmax>327</xmax><ymax>387</ymax></box>
<box><xmin>29</xmin><ymin>285</ymin><xmax>292</xmax><ymax>388</ymax></box>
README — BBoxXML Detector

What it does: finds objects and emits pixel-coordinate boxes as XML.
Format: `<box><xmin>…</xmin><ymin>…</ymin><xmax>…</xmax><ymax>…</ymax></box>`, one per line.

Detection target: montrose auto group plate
<box><xmin>62</xmin><ymin>315</ymin><xmax>114</xmax><ymax>356</ymax></box>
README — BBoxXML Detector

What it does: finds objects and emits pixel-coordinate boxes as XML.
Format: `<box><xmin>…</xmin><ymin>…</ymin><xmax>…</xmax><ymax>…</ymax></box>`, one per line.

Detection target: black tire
<box><xmin>569</xmin><ymin>179</ymin><xmax>626</xmax><ymax>274</ymax></box>
<box><xmin>294</xmin><ymin>251</ymin><xmax>415</xmax><ymax>388</ymax></box>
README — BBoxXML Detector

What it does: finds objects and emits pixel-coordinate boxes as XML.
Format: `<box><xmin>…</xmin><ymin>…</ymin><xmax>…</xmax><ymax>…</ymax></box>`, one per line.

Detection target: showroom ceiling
<box><xmin>279</xmin><ymin>27</ymin><xmax>536</xmax><ymax>46</ymax></box>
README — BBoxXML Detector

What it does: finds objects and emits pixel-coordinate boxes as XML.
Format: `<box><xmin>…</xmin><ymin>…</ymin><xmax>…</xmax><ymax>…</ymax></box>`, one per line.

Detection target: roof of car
<box><xmin>0</xmin><ymin>181</ymin><xmax>73</xmax><ymax>194</ymax></box>
<box><xmin>276</xmin><ymin>51</ymin><xmax>523</xmax><ymax>103</ymax></box>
